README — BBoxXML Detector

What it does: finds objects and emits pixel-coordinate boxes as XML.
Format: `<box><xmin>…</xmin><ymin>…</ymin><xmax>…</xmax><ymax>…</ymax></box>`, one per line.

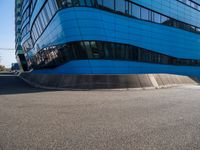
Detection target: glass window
<box><xmin>190</xmin><ymin>26</ymin><xmax>196</xmax><ymax>32</ymax></box>
<box><xmin>125</xmin><ymin>1</ymin><xmax>129</xmax><ymax>14</ymax></box>
<box><xmin>97</xmin><ymin>0</ymin><xmax>103</xmax><ymax>6</ymax></box>
<box><xmin>43</xmin><ymin>6</ymin><xmax>50</xmax><ymax>22</ymax></box>
<box><xmin>46</xmin><ymin>2</ymin><xmax>54</xmax><ymax>16</ymax></box>
<box><xmin>36</xmin><ymin>20</ymin><xmax>42</xmax><ymax>35</ymax></box>
<box><xmin>90</xmin><ymin>41</ymin><xmax>101</xmax><ymax>59</ymax></box>
<box><xmin>74</xmin><ymin>42</ymin><xmax>88</xmax><ymax>59</ymax></box>
<box><xmin>38</xmin><ymin>16</ymin><xmax>45</xmax><ymax>31</ymax></box>
<box><xmin>183</xmin><ymin>24</ymin><xmax>192</xmax><ymax>31</ymax></box>
<box><xmin>85</xmin><ymin>0</ymin><xmax>92</xmax><ymax>6</ymax></box>
<box><xmin>196</xmin><ymin>28</ymin><xmax>200</xmax><ymax>33</ymax></box>
<box><xmin>198</xmin><ymin>5</ymin><xmax>200</xmax><ymax>10</ymax></box>
<box><xmin>50</xmin><ymin>0</ymin><xmax>58</xmax><ymax>10</ymax></box>
<box><xmin>90</xmin><ymin>0</ymin><xmax>97</xmax><ymax>6</ymax></box>
<box><xmin>194</xmin><ymin>3</ymin><xmax>198</xmax><ymax>9</ymax></box>
<box><xmin>72</xmin><ymin>0</ymin><xmax>80</xmax><ymax>6</ymax></box>
<box><xmin>83</xmin><ymin>42</ymin><xmax>92</xmax><ymax>58</ymax></box>
<box><xmin>132</xmin><ymin>4</ymin><xmax>140</xmax><ymax>18</ymax></box>
<box><xmin>115</xmin><ymin>44</ymin><xmax>122</xmax><ymax>59</ymax></box>
<box><xmin>56</xmin><ymin>0</ymin><xmax>63</xmax><ymax>8</ymax></box>
<box><xmin>148</xmin><ymin>11</ymin><xmax>152</xmax><ymax>21</ymax></box>
<box><xmin>153</xmin><ymin>12</ymin><xmax>161</xmax><ymax>23</ymax></box>
<box><xmin>104</xmin><ymin>0</ymin><xmax>114</xmax><ymax>9</ymax></box>
<box><xmin>191</xmin><ymin>2</ymin><xmax>195</xmax><ymax>7</ymax></box>
<box><xmin>61</xmin><ymin>0</ymin><xmax>72</xmax><ymax>7</ymax></box>
<box><xmin>79</xmin><ymin>0</ymin><xmax>86</xmax><ymax>6</ymax></box>
<box><xmin>33</xmin><ymin>26</ymin><xmax>39</xmax><ymax>40</ymax></box>
<box><xmin>186</xmin><ymin>0</ymin><xmax>191</xmax><ymax>5</ymax></box>
<box><xmin>48</xmin><ymin>0</ymin><xmax>57</xmax><ymax>14</ymax></box>
<box><xmin>141</xmin><ymin>8</ymin><xmax>149</xmax><ymax>20</ymax></box>
<box><xmin>46</xmin><ymin>3</ymin><xmax>53</xmax><ymax>18</ymax></box>
<box><xmin>128</xmin><ymin>2</ymin><xmax>132</xmax><ymax>15</ymax></box>
<box><xmin>115</xmin><ymin>0</ymin><xmax>125</xmax><ymax>13</ymax></box>
<box><xmin>103</xmin><ymin>43</ymin><xmax>114</xmax><ymax>59</ymax></box>
<box><xmin>161</xmin><ymin>16</ymin><xmax>169</xmax><ymax>24</ymax></box>
<box><xmin>96</xmin><ymin>42</ymin><xmax>105</xmax><ymax>58</ymax></box>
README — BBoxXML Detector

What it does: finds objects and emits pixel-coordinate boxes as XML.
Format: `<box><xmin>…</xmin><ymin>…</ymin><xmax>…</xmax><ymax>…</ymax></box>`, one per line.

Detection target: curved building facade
<box><xmin>16</xmin><ymin>0</ymin><xmax>200</xmax><ymax>77</ymax></box>
<box><xmin>15</xmin><ymin>0</ymin><xmax>28</xmax><ymax>71</ymax></box>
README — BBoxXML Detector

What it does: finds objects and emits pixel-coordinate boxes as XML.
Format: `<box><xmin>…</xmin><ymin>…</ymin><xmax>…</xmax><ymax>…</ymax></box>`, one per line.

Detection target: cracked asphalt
<box><xmin>1</xmin><ymin>74</ymin><xmax>200</xmax><ymax>150</ymax></box>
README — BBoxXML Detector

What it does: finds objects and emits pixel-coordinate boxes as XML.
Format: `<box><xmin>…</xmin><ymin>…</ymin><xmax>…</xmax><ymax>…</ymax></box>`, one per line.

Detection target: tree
<box><xmin>0</xmin><ymin>56</ymin><xmax>6</xmax><ymax>71</ymax></box>
<box><xmin>0</xmin><ymin>65</ymin><xmax>6</xmax><ymax>71</ymax></box>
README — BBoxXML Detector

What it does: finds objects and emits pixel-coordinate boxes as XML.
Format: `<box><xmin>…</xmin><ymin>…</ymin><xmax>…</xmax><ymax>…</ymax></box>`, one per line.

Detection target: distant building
<box><xmin>16</xmin><ymin>0</ymin><xmax>200</xmax><ymax>77</ymax></box>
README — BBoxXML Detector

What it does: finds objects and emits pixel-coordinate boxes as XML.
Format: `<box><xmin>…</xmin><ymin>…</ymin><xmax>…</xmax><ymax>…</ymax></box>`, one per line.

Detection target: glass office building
<box><xmin>16</xmin><ymin>0</ymin><xmax>200</xmax><ymax>76</ymax></box>
<box><xmin>15</xmin><ymin>0</ymin><xmax>28</xmax><ymax>71</ymax></box>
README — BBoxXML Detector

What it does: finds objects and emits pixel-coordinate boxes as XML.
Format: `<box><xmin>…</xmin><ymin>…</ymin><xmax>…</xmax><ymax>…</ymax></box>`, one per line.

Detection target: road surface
<box><xmin>1</xmin><ymin>73</ymin><xmax>200</xmax><ymax>150</ymax></box>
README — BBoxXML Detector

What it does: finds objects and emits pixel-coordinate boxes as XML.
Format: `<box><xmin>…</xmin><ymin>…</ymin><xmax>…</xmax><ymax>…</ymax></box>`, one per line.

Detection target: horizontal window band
<box><xmin>177</xmin><ymin>0</ymin><xmax>200</xmax><ymax>12</ymax></box>
<box><xmin>28</xmin><ymin>40</ymin><xmax>200</xmax><ymax>70</ymax></box>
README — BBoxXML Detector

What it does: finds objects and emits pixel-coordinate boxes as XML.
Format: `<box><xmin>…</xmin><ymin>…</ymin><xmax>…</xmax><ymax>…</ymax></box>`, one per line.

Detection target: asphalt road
<box><xmin>1</xmin><ymin>74</ymin><xmax>200</xmax><ymax>150</ymax></box>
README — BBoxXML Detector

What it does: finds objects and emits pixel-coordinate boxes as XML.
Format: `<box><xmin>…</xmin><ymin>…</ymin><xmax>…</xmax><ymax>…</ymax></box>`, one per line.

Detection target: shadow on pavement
<box><xmin>0</xmin><ymin>73</ymin><xmax>50</xmax><ymax>95</ymax></box>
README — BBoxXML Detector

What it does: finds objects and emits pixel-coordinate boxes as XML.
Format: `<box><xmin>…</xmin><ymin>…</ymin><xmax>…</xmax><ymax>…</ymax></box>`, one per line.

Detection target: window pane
<box><xmin>85</xmin><ymin>0</ymin><xmax>92</xmax><ymax>6</ymax></box>
<box><xmin>141</xmin><ymin>8</ymin><xmax>149</xmax><ymax>20</ymax></box>
<box><xmin>116</xmin><ymin>0</ymin><xmax>125</xmax><ymax>13</ymax></box>
<box><xmin>97</xmin><ymin>0</ymin><xmax>103</xmax><ymax>5</ymax></box>
<box><xmin>161</xmin><ymin>16</ymin><xmax>168</xmax><ymax>24</ymax></box>
<box><xmin>103</xmin><ymin>0</ymin><xmax>114</xmax><ymax>9</ymax></box>
<box><xmin>186</xmin><ymin>0</ymin><xmax>190</xmax><ymax>5</ymax></box>
<box><xmin>72</xmin><ymin>0</ymin><xmax>80</xmax><ymax>6</ymax></box>
<box><xmin>153</xmin><ymin>12</ymin><xmax>161</xmax><ymax>23</ymax></box>
<box><xmin>79</xmin><ymin>0</ymin><xmax>85</xmax><ymax>6</ymax></box>
<box><xmin>132</xmin><ymin>4</ymin><xmax>140</xmax><ymax>18</ymax></box>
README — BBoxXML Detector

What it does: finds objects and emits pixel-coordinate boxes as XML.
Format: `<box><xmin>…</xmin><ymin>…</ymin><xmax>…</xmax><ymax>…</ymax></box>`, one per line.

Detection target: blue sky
<box><xmin>0</xmin><ymin>0</ymin><xmax>16</xmax><ymax>68</ymax></box>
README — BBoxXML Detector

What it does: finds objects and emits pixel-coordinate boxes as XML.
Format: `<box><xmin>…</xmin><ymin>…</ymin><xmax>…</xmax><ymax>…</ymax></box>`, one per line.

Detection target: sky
<box><xmin>0</xmin><ymin>0</ymin><xmax>16</xmax><ymax>68</ymax></box>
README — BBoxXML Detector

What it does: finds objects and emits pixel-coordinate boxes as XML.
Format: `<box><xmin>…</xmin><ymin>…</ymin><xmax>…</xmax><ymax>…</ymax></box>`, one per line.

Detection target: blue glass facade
<box><xmin>16</xmin><ymin>0</ymin><xmax>200</xmax><ymax>77</ymax></box>
<box><xmin>15</xmin><ymin>0</ymin><xmax>28</xmax><ymax>71</ymax></box>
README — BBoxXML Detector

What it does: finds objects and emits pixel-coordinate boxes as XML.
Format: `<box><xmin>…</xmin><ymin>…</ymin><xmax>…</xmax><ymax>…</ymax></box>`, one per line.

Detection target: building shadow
<box><xmin>0</xmin><ymin>73</ymin><xmax>52</xmax><ymax>95</ymax></box>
